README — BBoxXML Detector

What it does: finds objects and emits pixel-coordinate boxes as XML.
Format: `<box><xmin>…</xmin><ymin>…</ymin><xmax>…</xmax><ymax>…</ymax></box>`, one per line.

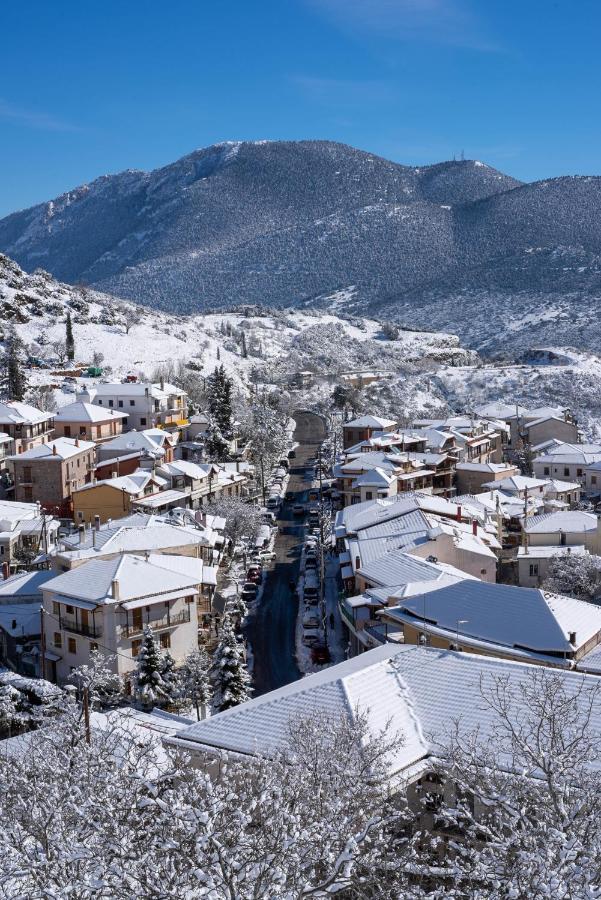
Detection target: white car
<box><xmin>259</xmin><ymin>550</ymin><xmax>277</xmax><ymax>563</ymax></box>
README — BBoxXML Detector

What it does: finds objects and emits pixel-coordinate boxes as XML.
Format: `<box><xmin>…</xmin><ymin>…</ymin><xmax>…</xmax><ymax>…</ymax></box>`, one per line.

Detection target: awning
<box><xmin>50</xmin><ymin>594</ymin><xmax>99</xmax><ymax>612</ymax></box>
<box><xmin>202</xmin><ymin>566</ymin><xmax>218</xmax><ymax>586</ymax></box>
<box><xmin>341</xmin><ymin>565</ymin><xmax>354</xmax><ymax>580</ymax></box>
<box><xmin>121</xmin><ymin>589</ymin><xmax>196</xmax><ymax>611</ymax></box>
<box><xmin>44</xmin><ymin>649</ymin><xmax>62</xmax><ymax>662</ymax></box>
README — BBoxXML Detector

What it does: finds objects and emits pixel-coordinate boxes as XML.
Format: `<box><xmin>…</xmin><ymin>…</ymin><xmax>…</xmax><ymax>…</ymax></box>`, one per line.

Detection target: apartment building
<box><xmin>0</xmin><ymin>401</ymin><xmax>54</xmax><ymax>453</ymax></box>
<box><xmin>89</xmin><ymin>381</ymin><xmax>188</xmax><ymax>432</ymax></box>
<box><xmin>8</xmin><ymin>438</ymin><xmax>96</xmax><ymax>515</ymax></box>
<box><xmin>53</xmin><ymin>398</ymin><xmax>128</xmax><ymax>442</ymax></box>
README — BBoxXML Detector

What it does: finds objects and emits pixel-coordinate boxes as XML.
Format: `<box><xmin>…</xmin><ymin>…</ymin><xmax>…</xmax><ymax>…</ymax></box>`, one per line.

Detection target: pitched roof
<box><xmin>54</xmin><ymin>401</ymin><xmax>128</xmax><ymax>423</ymax></box>
<box><xmin>358</xmin><ymin>550</ymin><xmax>473</xmax><ymax>590</ymax></box>
<box><xmin>169</xmin><ymin>645</ymin><xmax>601</xmax><ymax>775</ymax></box>
<box><xmin>0</xmin><ymin>401</ymin><xmax>53</xmax><ymax>426</ymax></box>
<box><xmin>343</xmin><ymin>415</ymin><xmax>397</xmax><ymax>429</ymax></box>
<box><xmin>8</xmin><ymin>437</ymin><xmax>95</xmax><ymax>461</ymax></box>
<box><xmin>73</xmin><ymin>471</ymin><xmax>158</xmax><ymax>496</ymax></box>
<box><xmin>524</xmin><ymin>510</ymin><xmax>598</xmax><ymax>534</ymax></box>
<box><xmin>92</xmin><ymin>382</ymin><xmax>185</xmax><ymax>398</ymax></box>
<box><xmin>42</xmin><ymin>553</ymin><xmax>200</xmax><ymax>604</ymax></box>
<box><xmin>385</xmin><ymin>580</ymin><xmax>601</xmax><ymax>656</ymax></box>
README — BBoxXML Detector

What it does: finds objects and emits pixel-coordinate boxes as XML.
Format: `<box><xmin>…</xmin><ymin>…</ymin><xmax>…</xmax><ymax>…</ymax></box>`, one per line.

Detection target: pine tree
<box><xmin>181</xmin><ymin>647</ymin><xmax>212</xmax><ymax>720</ymax></box>
<box><xmin>1</xmin><ymin>329</ymin><xmax>28</xmax><ymax>401</ymax></box>
<box><xmin>206</xmin><ymin>365</ymin><xmax>234</xmax><ymax>460</ymax></box>
<box><xmin>134</xmin><ymin>626</ymin><xmax>167</xmax><ymax>708</ymax></box>
<box><xmin>159</xmin><ymin>651</ymin><xmax>181</xmax><ymax>707</ymax></box>
<box><xmin>65</xmin><ymin>312</ymin><xmax>75</xmax><ymax>362</ymax></box>
<box><xmin>210</xmin><ymin>614</ymin><xmax>251</xmax><ymax>712</ymax></box>
<box><xmin>240</xmin><ymin>332</ymin><xmax>248</xmax><ymax>358</ymax></box>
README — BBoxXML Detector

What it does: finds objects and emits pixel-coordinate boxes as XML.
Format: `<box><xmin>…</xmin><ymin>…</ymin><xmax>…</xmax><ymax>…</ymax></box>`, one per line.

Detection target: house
<box><xmin>413</xmin><ymin>417</ymin><xmax>505</xmax><ymax>464</ymax></box>
<box><xmin>340</xmin><ymin>556</ymin><xmax>475</xmax><ymax>655</ymax></box>
<box><xmin>0</xmin><ymin>569</ymin><xmax>56</xmax><ymax>675</ymax></box>
<box><xmin>0</xmin><ymin>401</ymin><xmax>54</xmax><ymax>453</ymax></box>
<box><xmin>8</xmin><ymin>438</ymin><xmax>96</xmax><ymax>515</ymax></box>
<box><xmin>506</xmin><ymin>407</ymin><xmax>579</xmax><ymax>451</ymax></box>
<box><xmin>41</xmin><ymin>554</ymin><xmax>201</xmax><ymax>684</ymax></box>
<box><xmin>53</xmin><ymin>396</ymin><xmax>128</xmax><ymax>443</ymax></box>
<box><xmin>523</xmin><ymin>510</ymin><xmax>601</xmax><ymax>554</ymax></box>
<box><xmin>88</xmin><ymin>381</ymin><xmax>188</xmax><ymax>432</ymax></box>
<box><xmin>455</xmin><ymin>462</ymin><xmax>519</xmax><ymax>495</ymax></box>
<box><xmin>54</xmin><ymin>511</ymin><xmax>224</xmax><ymax>570</ymax></box>
<box><xmin>96</xmin><ymin>429</ymin><xmax>177</xmax><ymax>464</ymax></box>
<box><xmin>378</xmin><ymin>580</ymin><xmax>601</xmax><ymax>670</ymax></box>
<box><xmin>334</xmin><ymin>451</ymin><xmax>434</xmax><ymax>507</ymax></box>
<box><xmin>0</xmin><ymin>500</ymin><xmax>60</xmax><ymax>568</ymax></box>
<box><xmin>164</xmin><ymin>645</ymin><xmax>601</xmax><ymax>782</ymax></box>
<box><xmin>95</xmin><ymin>451</ymin><xmax>146</xmax><ymax>481</ymax></box>
<box><xmin>533</xmin><ymin>443</ymin><xmax>601</xmax><ymax>486</ymax></box>
<box><xmin>71</xmin><ymin>471</ymin><xmax>166</xmax><ymax>524</ymax></box>
<box><xmin>0</xmin><ymin>433</ymin><xmax>16</xmax><ymax>493</ymax></box>
<box><xmin>516</xmin><ymin>544</ymin><xmax>587</xmax><ymax>589</ymax></box>
<box><xmin>584</xmin><ymin>461</ymin><xmax>601</xmax><ymax>498</ymax></box>
<box><xmin>157</xmin><ymin>460</ymin><xmax>219</xmax><ymax>508</ymax></box>
<box><xmin>342</xmin><ymin>415</ymin><xmax>397</xmax><ymax>450</ymax></box>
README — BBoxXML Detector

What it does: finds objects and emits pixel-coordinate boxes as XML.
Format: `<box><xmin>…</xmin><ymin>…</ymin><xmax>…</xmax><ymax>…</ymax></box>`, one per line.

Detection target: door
<box><xmin>81</xmin><ymin>610</ymin><xmax>89</xmax><ymax>634</ymax></box>
<box><xmin>132</xmin><ymin>608</ymin><xmax>143</xmax><ymax>633</ymax></box>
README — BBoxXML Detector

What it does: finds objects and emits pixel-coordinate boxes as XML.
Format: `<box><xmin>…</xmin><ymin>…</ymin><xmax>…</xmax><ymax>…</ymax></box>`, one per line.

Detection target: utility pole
<box><xmin>40</xmin><ymin>608</ymin><xmax>46</xmax><ymax>680</ymax></box>
<box><xmin>83</xmin><ymin>686</ymin><xmax>91</xmax><ymax>744</ymax></box>
<box><xmin>318</xmin><ymin>443</ymin><xmax>328</xmax><ymax>649</ymax></box>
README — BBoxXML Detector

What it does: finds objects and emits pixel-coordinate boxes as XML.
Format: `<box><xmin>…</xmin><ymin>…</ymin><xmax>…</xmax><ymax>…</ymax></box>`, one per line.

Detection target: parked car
<box><xmin>302</xmin><ymin>614</ymin><xmax>320</xmax><ymax>628</ymax></box>
<box><xmin>285</xmin><ymin>491</ymin><xmax>294</xmax><ymax>501</ymax></box>
<box><xmin>311</xmin><ymin>645</ymin><xmax>331</xmax><ymax>665</ymax></box>
<box><xmin>305</xmin><ymin>557</ymin><xmax>317</xmax><ymax>570</ymax></box>
<box><xmin>302</xmin><ymin>629</ymin><xmax>320</xmax><ymax>646</ymax></box>
<box><xmin>241</xmin><ymin>584</ymin><xmax>258</xmax><ymax>601</ymax></box>
<box><xmin>259</xmin><ymin>550</ymin><xmax>277</xmax><ymax>563</ymax></box>
<box><xmin>293</xmin><ymin>504</ymin><xmax>305</xmax><ymax>516</ymax></box>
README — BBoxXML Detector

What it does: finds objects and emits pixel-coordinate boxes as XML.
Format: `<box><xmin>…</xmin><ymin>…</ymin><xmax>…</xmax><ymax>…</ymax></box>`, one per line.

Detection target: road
<box><xmin>244</xmin><ymin>412</ymin><xmax>326</xmax><ymax>696</ymax></box>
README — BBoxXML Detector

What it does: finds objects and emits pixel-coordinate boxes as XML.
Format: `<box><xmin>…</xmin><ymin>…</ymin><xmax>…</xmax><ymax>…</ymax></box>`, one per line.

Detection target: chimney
<box><xmin>472</xmin><ymin>519</ymin><xmax>478</xmax><ymax>536</ymax></box>
<box><xmin>456</xmin><ymin>504</ymin><xmax>462</xmax><ymax>522</ymax></box>
<box><xmin>160</xmin><ymin>377</ymin><xmax>165</xmax><ymax>390</ymax></box>
<box><xmin>569</xmin><ymin>631</ymin><xmax>577</xmax><ymax>646</ymax></box>
<box><xmin>94</xmin><ymin>514</ymin><xmax>100</xmax><ymax>531</ymax></box>
<box><xmin>11</xmin><ymin>619</ymin><xmax>16</xmax><ymax>631</ymax></box>
<box><xmin>111</xmin><ymin>472</ymin><xmax>118</xmax><ymax>479</ymax></box>
<box><xmin>2</xmin><ymin>563</ymin><xmax>9</xmax><ymax>581</ymax></box>
<box><xmin>92</xmin><ymin>529</ymin><xmax>97</xmax><ymax>549</ymax></box>
<box><xmin>75</xmin><ymin>437</ymin><xmax>79</xmax><ymax>448</ymax></box>
<box><xmin>355</xmin><ymin>555</ymin><xmax>361</xmax><ymax>570</ymax></box>
<box><xmin>52</xmin><ymin>444</ymin><xmax>57</xmax><ymax>456</ymax></box>
<box><xmin>111</xmin><ymin>578</ymin><xmax>119</xmax><ymax>600</ymax></box>
<box><xmin>78</xmin><ymin>523</ymin><xmax>85</xmax><ymax>539</ymax></box>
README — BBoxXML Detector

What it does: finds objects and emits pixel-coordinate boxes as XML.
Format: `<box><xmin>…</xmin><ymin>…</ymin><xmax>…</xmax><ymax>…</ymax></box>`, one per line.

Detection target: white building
<box><xmin>88</xmin><ymin>382</ymin><xmax>188</xmax><ymax>432</ymax></box>
<box><xmin>0</xmin><ymin>500</ymin><xmax>60</xmax><ymax>569</ymax></box>
<box><xmin>41</xmin><ymin>553</ymin><xmax>202</xmax><ymax>684</ymax></box>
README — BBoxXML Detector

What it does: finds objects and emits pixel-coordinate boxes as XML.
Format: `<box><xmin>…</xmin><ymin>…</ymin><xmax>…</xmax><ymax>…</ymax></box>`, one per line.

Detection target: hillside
<box><xmin>0</xmin><ymin>254</ymin><xmax>473</xmax><ymax>409</ymax></box>
<box><xmin>0</xmin><ymin>140</ymin><xmax>524</xmax><ymax>319</ymax></box>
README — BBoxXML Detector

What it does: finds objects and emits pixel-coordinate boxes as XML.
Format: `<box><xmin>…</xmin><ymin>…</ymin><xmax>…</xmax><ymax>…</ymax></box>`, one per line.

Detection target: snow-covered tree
<box><xmin>134</xmin><ymin>626</ymin><xmax>167</xmax><ymax>707</ymax></box>
<box><xmin>543</xmin><ymin>551</ymin><xmax>601</xmax><ymax>602</ymax></box>
<box><xmin>180</xmin><ymin>646</ymin><xmax>212</xmax><ymax>720</ymax></box>
<box><xmin>159</xmin><ymin>650</ymin><xmax>181</xmax><ymax>707</ymax></box>
<box><xmin>230</xmin><ymin>593</ymin><xmax>248</xmax><ymax>625</ymax></box>
<box><xmin>69</xmin><ymin>650</ymin><xmax>124</xmax><ymax>709</ymax></box>
<box><xmin>210</xmin><ymin>613</ymin><xmax>251</xmax><ymax>712</ymax></box>
<box><xmin>206</xmin><ymin>496</ymin><xmax>263</xmax><ymax>552</ymax></box>
<box><xmin>206</xmin><ymin>364</ymin><xmax>234</xmax><ymax>457</ymax></box>
<box><xmin>411</xmin><ymin>668</ymin><xmax>601</xmax><ymax>897</ymax></box>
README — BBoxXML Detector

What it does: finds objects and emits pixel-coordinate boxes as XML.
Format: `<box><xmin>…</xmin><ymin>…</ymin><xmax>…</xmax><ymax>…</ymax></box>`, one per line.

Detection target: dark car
<box><xmin>311</xmin><ymin>645</ymin><xmax>331</xmax><ymax>665</ymax></box>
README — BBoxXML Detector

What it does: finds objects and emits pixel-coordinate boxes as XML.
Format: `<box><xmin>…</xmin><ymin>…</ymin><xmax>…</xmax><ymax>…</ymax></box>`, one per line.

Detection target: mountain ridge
<box><xmin>1</xmin><ymin>139</ymin><xmax>600</xmax><ymax>352</ymax></box>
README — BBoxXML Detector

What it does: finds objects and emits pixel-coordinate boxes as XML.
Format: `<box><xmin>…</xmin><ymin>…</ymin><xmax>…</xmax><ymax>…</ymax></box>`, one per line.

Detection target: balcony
<box><xmin>59</xmin><ymin>616</ymin><xmax>103</xmax><ymax>639</ymax></box>
<box><xmin>121</xmin><ymin>606</ymin><xmax>191</xmax><ymax>638</ymax></box>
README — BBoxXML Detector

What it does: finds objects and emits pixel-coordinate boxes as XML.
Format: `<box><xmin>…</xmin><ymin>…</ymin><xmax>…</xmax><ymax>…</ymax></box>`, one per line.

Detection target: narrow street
<box><xmin>244</xmin><ymin>412</ymin><xmax>326</xmax><ymax>696</ymax></box>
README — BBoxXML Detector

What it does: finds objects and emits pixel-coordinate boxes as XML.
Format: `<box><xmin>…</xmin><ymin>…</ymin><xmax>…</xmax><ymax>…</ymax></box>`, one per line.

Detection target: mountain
<box><xmin>0</xmin><ymin>140</ymin><xmax>519</xmax><ymax>312</ymax></box>
<box><xmin>2</xmin><ymin>140</ymin><xmax>601</xmax><ymax>353</ymax></box>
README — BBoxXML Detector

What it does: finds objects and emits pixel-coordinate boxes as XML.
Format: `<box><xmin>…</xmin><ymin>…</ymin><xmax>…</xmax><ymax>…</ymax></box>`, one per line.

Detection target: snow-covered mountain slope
<box><xmin>0</xmin><ymin>140</ymin><xmax>521</xmax><ymax>316</ymax></box>
<box><xmin>0</xmin><ymin>255</ymin><xmax>472</xmax><ymax>400</ymax></box>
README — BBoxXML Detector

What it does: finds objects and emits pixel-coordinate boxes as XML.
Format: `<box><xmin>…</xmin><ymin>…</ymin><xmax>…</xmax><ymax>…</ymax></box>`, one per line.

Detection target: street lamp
<box><xmin>455</xmin><ymin>619</ymin><xmax>468</xmax><ymax>650</ymax></box>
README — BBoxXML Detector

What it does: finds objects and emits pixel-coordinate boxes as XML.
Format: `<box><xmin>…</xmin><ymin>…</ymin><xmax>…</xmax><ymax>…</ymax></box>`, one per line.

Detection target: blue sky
<box><xmin>1</xmin><ymin>0</ymin><xmax>600</xmax><ymax>216</ymax></box>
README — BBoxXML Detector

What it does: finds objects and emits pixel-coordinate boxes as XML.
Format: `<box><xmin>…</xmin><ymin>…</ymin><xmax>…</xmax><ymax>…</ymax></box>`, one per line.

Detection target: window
<box><xmin>54</xmin><ymin>632</ymin><xmax>62</xmax><ymax>648</ymax></box>
<box><xmin>160</xmin><ymin>633</ymin><xmax>171</xmax><ymax>649</ymax></box>
<box><xmin>140</xmin><ymin>418</ymin><xmax>147</xmax><ymax>426</ymax></box>
<box><xmin>365</xmin><ymin>491</ymin><xmax>373</xmax><ymax>500</ymax></box>
<box><xmin>66</xmin><ymin>605</ymin><xmax>74</xmax><ymax>615</ymax></box>
<box><xmin>67</xmin><ymin>637</ymin><xmax>77</xmax><ymax>654</ymax></box>
<box><xmin>108</xmin><ymin>400</ymin><xmax>114</xmax><ymax>407</ymax></box>
<box><xmin>90</xmin><ymin>641</ymin><xmax>98</xmax><ymax>652</ymax></box>
<box><xmin>131</xmin><ymin>639</ymin><xmax>142</xmax><ymax>658</ymax></box>
<box><xmin>118</xmin><ymin>400</ymin><xmax>124</xmax><ymax>408</ymax></box>
<box><xmin>98</xmin><ymin>399</ymin><xmax>103</xmax><ymax>405</ymax></box>
<box><xmin>577</xmin><ymin>468</ymin><xmax>583</xmax><ymax>477</ymax></box>
<box><xmin>544</xmin><ymin>467</ymin><xmax>550</xmax><ymax>476</ymax></box>
<box><xmin>564</xmin><ymin>467</ymin><xmax>570</xmax><ymax>477</ymax></box>
<box><xmin>52</xmin><ymin>601</ymin><xmax>60</xmax><ymax>615</ymax></box>
<box><xmin>79</xmin><ymin>427</ymin><xmax>86</xmax><ymax>436</ymax></box>
<box><xmin>130</xmin><ymin>400</ymin><xmax>135</xmax><ymax>407</ymax></box>
<box><xmin>529</xmin><ymin>564</ymin><xmax>539</xmax><ymax>577</ymax></box>
<box><xmin>64</xmin><ymin>425</ymin><xmax>71</xmax><ymax>437</ymax></box>
<box><xmin>593</xmin><ymin>476</ymin><xmax>597</xmax><ymax>485</ymax></box>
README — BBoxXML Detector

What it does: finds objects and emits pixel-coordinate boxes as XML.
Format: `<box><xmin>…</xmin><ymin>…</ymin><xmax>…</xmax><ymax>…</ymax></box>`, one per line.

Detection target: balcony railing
<box><xmin>121</xmin><ymin>607</ymin><xmax>191</xmax><ymax>638</ymax></box>
<box><xmin>59</xmin><ymin>616</ymin><xmax>103</xmax><ymax>639</ymax></box>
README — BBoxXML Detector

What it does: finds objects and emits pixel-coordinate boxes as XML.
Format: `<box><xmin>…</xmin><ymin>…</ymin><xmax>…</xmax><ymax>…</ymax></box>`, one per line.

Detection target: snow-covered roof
<box><xmin>483</xmin><ymin>475</ymin><xmax>549</xmax><ymax>493</ymax></box>
<box><xmin>0</xmin><ymin>500</ymin><xmax>41</xmax><ymax>529</ymax></box>
<box><xmin>456</xmin><ymin>462</ymin><xmax>514</xmax><ymax>474</ymax></box>
<box><xmin>74</xmin><ymin>471</ymin><xmax>158</xmax><ymax>496</ymax></box>
<box><xmin>168</xmin><ymin>645</ymin><xmax>601</xmax><ymax>775</ymax></box>
<box><xmin>536</xmin><ymin>443</ymin><xmax>601</xmax><ymax>465</ymax></box>
<box><xmin>8</xmin><ymin>436</ymin><xmax>95</xmax><ymax>461</ymax></box>
<box><xmin>524</xmin><ymin>510</ymin><xmax>599</xmax><ymax>535</ymax></box>
<box><xmin>100</xmin><ymin>429</ymin><xmax>171</xmax><ymax>457</ymax></box>
<box><xmin>42</xmin><ymin>553</ymin><xmax>201</xmax><ymax>605</ymax></box>
<box><xmin>132</xmin><ymin>489</ymin><xmax>190</xmax><ymax>509</ymax></box>
<box><xmin>358</xmin><ymin>551</ymin><xmax>473</xmax><ymax>591</ymax></box>
<box><xmin>54</xmin><ymin>400</ymin><xmax>128</xmax><ymax>423</ymax></box>
<box><xmin>92</xmin><ymin>381</ymin><xmax>186</xmax><ymax>399</ymax></box>
<box><xmin>58</xmin><ymin>513</ymin><xmax>211</xmax><ymax>560</ymax></box>
<box><xmin>337</xmin><ymin>492</ymin><xmax>464</xmax><ymax>537</ymax></box>
<box><xmin>0</xmin><ymin>569</ymin><xmax>54</xmax><ymax>600</ymax></box>
<box><xmin>384</xmin><ymin>580</ymin><xmax>601</xmax><ymax>656</ymax></box>
<box><xmin>0</xmin><ymin>401</ymin><xmax>53</xmax><ymax>426</ymax></box>
<box><xmin>0</xmin><ymin>603</ymin><xmax>41</xmax><ymax>637</ymax></box>
<box><xmin>352</xmin><ymin>468</ymin><xmax>395</xmax><ymax>488</ymax></box>
<box><xmin>474</xmin><ymin>401</ymin><xmax>527</xmax><ymax>420</ymax></box>
<box><xmin>544</xmin><ymin>478</ymin><xmax>581</xmax><ymax>493</ymax></box>
<box><xmin>517</xmin><ymin>544</ymin><xmax>587</xmax><ymax>559</ymax></box>
<box><xmin>343</xmin><ymin>415</ymin><xmax>397</xmax><ymax>429</ymax></box>
<box><xmin>158</xmin><ymin>460</ymin><xmax>213</xmax><ymax>479</ymax></box>
<box><xmin>523</xmin><ymin>415</ymin><xmax>574</xmax><ymax>429</ymax></box>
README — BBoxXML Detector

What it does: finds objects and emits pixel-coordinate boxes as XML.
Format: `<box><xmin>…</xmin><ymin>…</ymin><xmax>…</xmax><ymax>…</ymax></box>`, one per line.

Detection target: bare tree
<box><xmin>120</xmin><ymin>306</ymin><xmax>142</xmax><ymax>334</ymax></box>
